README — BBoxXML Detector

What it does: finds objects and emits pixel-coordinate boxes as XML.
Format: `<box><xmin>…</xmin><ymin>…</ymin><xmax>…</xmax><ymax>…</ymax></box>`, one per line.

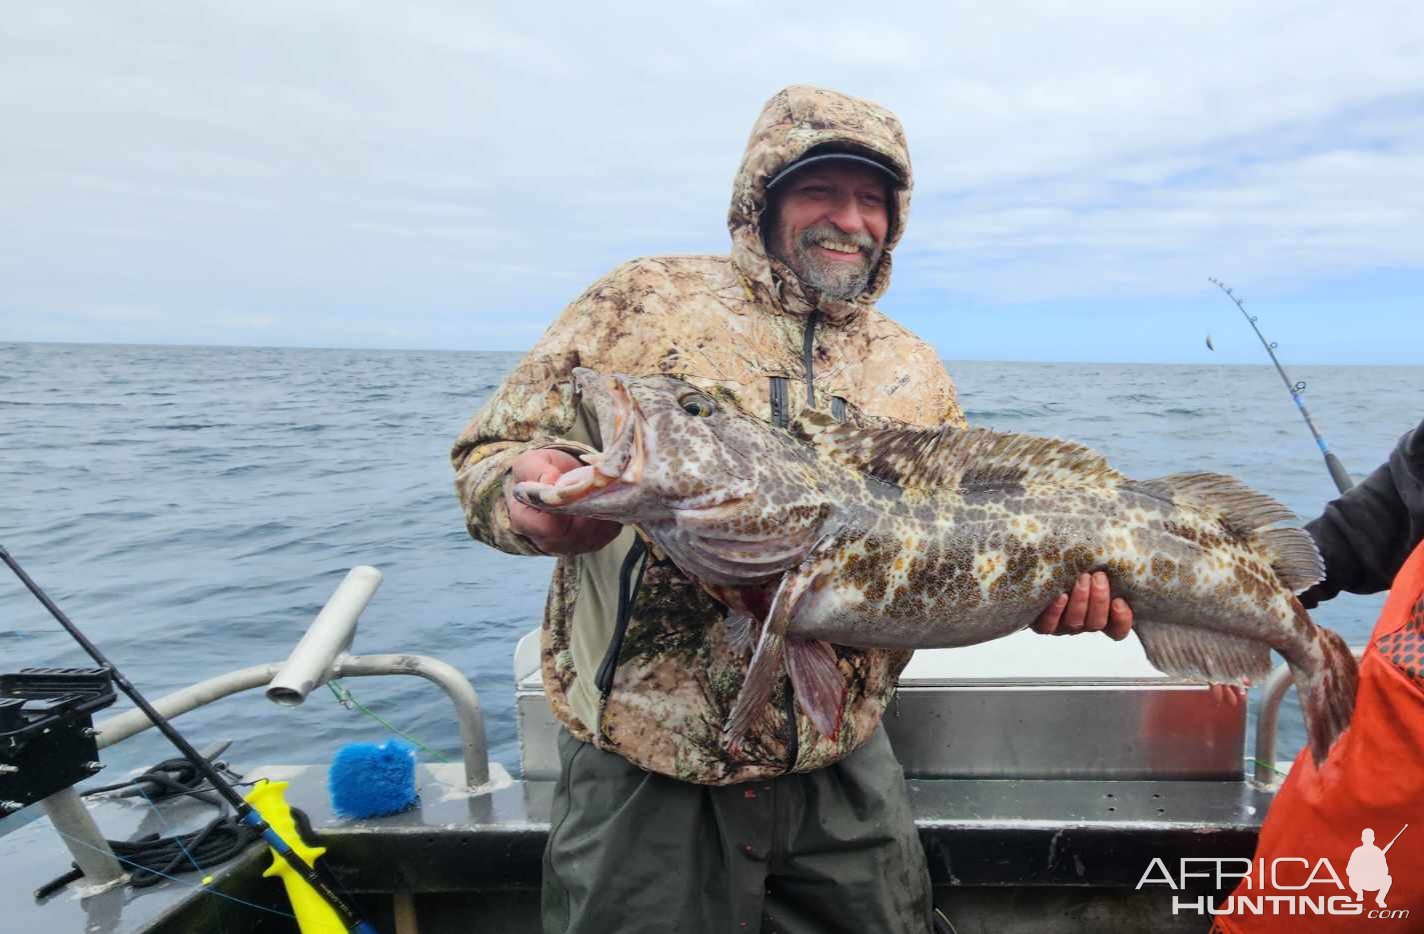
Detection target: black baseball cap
<box><xmin>765</xmin><ymin>149</ymin><xmax>902</xmax><ymax>191</ymax></box>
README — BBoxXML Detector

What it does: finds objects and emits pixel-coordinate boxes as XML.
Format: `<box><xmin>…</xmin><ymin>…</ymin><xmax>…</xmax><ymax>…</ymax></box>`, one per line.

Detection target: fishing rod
<box><xmin>1207</xmin><ymin>278</ymin><xmax>1354</xmax><ymax>494</ymax></box>
<box><xmin>0</xmin><ymin>545</ymin><xmax>381</xmax><ymax>934</ymax></box>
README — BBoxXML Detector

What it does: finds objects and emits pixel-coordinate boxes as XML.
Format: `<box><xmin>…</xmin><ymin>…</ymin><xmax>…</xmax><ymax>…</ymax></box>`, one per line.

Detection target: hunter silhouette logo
<box><xmin>1349</xmin><ymin>825</ymin><xmax>1407</xmax><ymax>908</ymax></box>
<box><xmin>1137</xmin><ymin>823</ymin><xmax>1412</xmax><ymax>919</ymax></box>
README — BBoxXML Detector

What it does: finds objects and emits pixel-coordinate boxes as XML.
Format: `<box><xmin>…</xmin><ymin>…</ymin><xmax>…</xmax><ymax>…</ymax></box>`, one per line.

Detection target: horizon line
<box><xmin>3</xmin><ymin>338</ymin><xmax>1416</xmax><ymax>368</ymax></box>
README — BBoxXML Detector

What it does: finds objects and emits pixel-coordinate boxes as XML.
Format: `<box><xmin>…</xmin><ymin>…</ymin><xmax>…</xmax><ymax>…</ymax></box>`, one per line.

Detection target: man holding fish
<box><xmin>452</xmin><ymin>86</ymin><xmax>1348</xmax><ymax>932</ymax></box>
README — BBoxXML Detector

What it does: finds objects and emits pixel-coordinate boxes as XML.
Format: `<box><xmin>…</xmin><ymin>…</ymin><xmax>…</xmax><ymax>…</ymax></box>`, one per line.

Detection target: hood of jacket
<box><xmin>728</xmin><ymin>85</ymin><xmax>913</xmax><ymax>325</ymax></box>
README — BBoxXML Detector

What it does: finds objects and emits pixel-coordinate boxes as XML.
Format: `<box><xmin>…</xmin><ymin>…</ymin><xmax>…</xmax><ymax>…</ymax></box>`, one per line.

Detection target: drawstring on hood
<box><xmin>728</xmin><ymin>85</ymin><xmax>914</xmax><ymax>325</ymax></box>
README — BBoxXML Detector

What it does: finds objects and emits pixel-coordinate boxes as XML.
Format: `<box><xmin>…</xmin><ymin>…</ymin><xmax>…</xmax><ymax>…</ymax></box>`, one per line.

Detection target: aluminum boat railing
<box><xmin>37</xmin><ymin>567</ymin><xmax>493</xmax><ymax>890</ymax></box>
<box><xmin>90</xmin><ymin>566</ymin><xmax>491</xmax><ymax>789</ymax></box>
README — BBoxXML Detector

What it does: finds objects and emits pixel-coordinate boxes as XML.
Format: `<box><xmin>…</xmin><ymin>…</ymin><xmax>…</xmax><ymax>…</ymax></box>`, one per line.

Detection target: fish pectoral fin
<box><xmin>722</xmin><ymin>555</ymin><xmax>833</xmax><ymax>755</ymax></box>
<box><xmin>1134</xmin><ymin>619</ymin><xmax>1273</xmax><ymax>683</ymax></box>
<box><xmin>786</xmin><ymin>637</ymin><xmax>845</xmax><ymax>739</ymax></box>
<box><xmin>723</xmin><ymin>612</ymin><xmax>756</xmax><ymax>655</ymax></box>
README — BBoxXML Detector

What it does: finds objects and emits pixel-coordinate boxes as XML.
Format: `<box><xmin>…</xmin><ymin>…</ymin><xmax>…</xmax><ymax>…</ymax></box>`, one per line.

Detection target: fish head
<box><xmin>511</xmin><ymin>369</ymin><xmax>787</xmax><ymax>529</ymax></box>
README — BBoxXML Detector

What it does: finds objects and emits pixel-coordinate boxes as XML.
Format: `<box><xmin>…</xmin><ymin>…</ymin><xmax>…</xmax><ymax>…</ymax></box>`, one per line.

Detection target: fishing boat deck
<box><xmin>0</xmin><ymin>571</ymin><xmax>1306</xmax><ymax>933</ymax></box>
<box><xmin>0</xmin><ymin>760</ymin><xmax>1274</xmax><ymax>933</ymax></box>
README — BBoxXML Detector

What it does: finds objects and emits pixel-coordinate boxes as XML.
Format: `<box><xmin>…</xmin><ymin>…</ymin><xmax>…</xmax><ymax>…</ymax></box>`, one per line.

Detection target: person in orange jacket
<box><xmin>1211</xmin><ymin>417</ymin><xmax>1424</xmax><ymax>932</ymax></box>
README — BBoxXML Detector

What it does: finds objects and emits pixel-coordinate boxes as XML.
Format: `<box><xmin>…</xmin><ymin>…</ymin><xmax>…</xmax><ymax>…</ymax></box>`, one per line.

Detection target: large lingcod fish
<box><xmin>514</xmin><ymin>369</ymin><xmax>1358</xmax><ymax>764</ymax></box>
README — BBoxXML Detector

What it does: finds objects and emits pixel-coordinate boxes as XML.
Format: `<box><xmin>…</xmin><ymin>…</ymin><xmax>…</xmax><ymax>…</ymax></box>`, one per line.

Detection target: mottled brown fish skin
<box><xmin>514</xmin><ymin>370</ymin><xmax>1357</xmax><ymax>765</ymax></box>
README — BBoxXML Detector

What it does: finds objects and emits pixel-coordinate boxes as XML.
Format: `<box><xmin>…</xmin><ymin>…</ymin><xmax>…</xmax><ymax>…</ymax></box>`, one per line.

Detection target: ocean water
<box><xmin>1</xmin><ymin>342</ymin><xmax>1420</xmax><ymax>788</ymax></box>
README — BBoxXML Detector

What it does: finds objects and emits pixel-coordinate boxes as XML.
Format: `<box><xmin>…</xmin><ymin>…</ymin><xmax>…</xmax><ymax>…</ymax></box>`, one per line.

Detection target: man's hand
<box><xmin>1032</xmin><ymin>571</ymin><xmax>1248</xmax><ymax>705</ymax></box>
<box><xmin>1032</xmin><ymin>571</ymin><xmax>1133</xmax><ymax>640</ymax></box>
<box><xmin>1208</xmin><ymin>683</ymin><xmax>1249</xmax><ymax>707</ymax></box>
<box><xmin>506</xmin><ymin>449</ymin><xmax>621</xmax><ymax>556</ymax></box>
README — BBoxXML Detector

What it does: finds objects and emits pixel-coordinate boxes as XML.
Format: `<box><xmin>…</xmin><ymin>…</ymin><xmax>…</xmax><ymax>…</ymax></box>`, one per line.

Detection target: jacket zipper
<box><xmin>801</xmin><ymin>311</ymin><xmax>847</xmax><ymax>420</ymax></box>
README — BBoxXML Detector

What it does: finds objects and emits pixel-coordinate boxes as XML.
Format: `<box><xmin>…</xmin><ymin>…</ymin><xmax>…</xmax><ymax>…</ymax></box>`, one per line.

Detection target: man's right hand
<box><xmin>506</xmin><ymin>449</ymin><xmax>622</xmax><ymax>555</ymax></box>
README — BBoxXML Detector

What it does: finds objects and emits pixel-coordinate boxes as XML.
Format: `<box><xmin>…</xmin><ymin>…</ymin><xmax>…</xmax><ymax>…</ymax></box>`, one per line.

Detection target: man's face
<box><xmin>764</xmin><ymin>161</ymin><xmax>891</xmax><ymax>301</ymax></box>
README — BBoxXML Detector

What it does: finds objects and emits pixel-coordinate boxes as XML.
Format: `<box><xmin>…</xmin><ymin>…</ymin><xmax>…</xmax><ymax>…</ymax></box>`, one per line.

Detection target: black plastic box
<box><xmin>0</xmin><ymin>668</ymin><xmax>116</xmax><ymax>813</ymax></box>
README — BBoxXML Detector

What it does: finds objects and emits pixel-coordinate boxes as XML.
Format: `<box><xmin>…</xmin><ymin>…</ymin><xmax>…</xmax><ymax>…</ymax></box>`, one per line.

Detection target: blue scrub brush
<box><xmin>327</xmin><ymin>738</ymin><xmax>419</xmax><ymax>818</ymax></box>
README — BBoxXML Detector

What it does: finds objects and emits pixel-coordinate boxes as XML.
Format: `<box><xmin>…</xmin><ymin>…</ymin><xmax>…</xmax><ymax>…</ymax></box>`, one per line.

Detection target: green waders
<box><xmin>541</xmin><ymin>726</ymin><xmax>934</xmax><ymax>933</ymax></box>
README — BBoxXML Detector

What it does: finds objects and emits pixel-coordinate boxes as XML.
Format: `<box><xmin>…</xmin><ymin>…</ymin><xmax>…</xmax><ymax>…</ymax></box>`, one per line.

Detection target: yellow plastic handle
<box><xmin>244</xmin><ymin>780</ymin><xmax>346</xmax><ymax>934</ymax></box>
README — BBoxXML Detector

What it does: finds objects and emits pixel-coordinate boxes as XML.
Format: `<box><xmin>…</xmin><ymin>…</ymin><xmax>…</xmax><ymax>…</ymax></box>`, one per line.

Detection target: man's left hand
<box><xmin>1032</xmin><ymin>572</ymin><xmax>1247</xmax><ymax>705</ymax></box>
<box><xmin>1033</xmin><ymin>571</ymin><xmax>1133</xmax><ymax>640</ymax></box>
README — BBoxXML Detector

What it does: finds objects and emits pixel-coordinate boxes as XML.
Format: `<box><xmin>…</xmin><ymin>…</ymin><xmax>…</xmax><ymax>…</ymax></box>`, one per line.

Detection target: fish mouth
<box><xmin>512</xmin><ymin>369</ymin><xmax>646</xmax><ymax>510</ymax></box>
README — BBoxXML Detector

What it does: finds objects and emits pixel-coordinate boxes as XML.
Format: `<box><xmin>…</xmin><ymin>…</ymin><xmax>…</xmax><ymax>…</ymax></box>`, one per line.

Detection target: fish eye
<box><xmin>678</xmin><ymin>392</ymin><xmax>716</xmax><ymax>417</ymax></box>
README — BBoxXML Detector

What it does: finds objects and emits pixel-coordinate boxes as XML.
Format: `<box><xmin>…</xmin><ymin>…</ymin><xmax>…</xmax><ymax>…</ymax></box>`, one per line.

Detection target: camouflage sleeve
<box><xmin>906</xmin><ymin>333</ymin><xmax>966</xmax><ymax>429</ymax></box>
<box><xmin>450</xmin><ymin>268</ymin><xmax>629</xmax><ymax>556</ymax></box>
<box><xmin>940</xmin><ymin>367</ymin><xmax>968</xmax><ymax>429</ymax></box>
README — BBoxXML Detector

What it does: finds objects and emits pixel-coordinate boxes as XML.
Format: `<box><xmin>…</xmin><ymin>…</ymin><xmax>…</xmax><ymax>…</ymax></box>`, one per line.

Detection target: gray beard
<box><xmin>787</xmin><ymin>223</ymin><xmax>881</xmax><ymax>301</ymax></box>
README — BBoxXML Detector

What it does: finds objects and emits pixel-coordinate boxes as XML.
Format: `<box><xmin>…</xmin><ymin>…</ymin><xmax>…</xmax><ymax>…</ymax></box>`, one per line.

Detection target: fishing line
<box><xmin>93</xmin><ymin>767</ymin><xmax>236</xmax><ymax>934</ymax></box>
<box><xmin>1207</xmin><ymin>278</ymin><xmax>1354</xmax><ymax>493</ymax></box>
<box><xmin>130</xmin><ymin>780</ymin><xmax>211</xmax><ymax>879</ymax></box>
<box><xmin>1245</xmin><ymin>756</ymin><xmax>1285</xmax><ymax>778</ymax></box>
<box><xmin>40</xmin><ymin>826</ymin><xmax>297</xmax><ymax>919</ymax></box>
<box><xmin>36</xmin><ymin>805</ymin><xmax>258</xmax><ymax>898</ymax></box>
<box><xmin>129</xmin><ymin>782</ymin><xmax>234</xmax><ymax>934</ymax></box>
<box><xmin>1195</xmin><ymin>332</ymin><xmax>1238</xmax><ymax>455</ymax></box>
<box><xmin>0</xmin><ymin>545</ymin><xmax>382</xmax><ymax>934</ymax></box>
<box><xmin>325</xmin><ymin>679</ymin><xmax>451</xmax><ymax>764</ymax></box>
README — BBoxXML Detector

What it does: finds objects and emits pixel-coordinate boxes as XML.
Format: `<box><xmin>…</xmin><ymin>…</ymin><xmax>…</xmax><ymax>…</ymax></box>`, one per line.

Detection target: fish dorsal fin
<box><xmin>1130</xmin><ymin>472</ymin><xmax>1295</xmax><ymax>531</ymax></box>
<box><xmin>1127</xmin><ymin>472</ymin><xmax>1324</xmax><ymax>593</ymax></box>
<box><xmin>789</xmin><ymin>412</ymin><xmax>1124</xmax><ymax>490</ymax></box>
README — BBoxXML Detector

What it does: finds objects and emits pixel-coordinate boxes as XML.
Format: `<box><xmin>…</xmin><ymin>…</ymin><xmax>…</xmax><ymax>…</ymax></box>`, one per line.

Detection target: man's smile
<box><xmin>813</xmin><ymin>238</ymin><xmax>865</xmax><ymax>261</ymax></box>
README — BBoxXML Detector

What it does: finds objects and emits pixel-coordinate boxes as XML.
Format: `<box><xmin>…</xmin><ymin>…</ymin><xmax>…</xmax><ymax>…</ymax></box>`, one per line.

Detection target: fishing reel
<box><xmin>0</xmin><ymin>667</ymin><xmax>116</xmax><ymax>816</ymax></box>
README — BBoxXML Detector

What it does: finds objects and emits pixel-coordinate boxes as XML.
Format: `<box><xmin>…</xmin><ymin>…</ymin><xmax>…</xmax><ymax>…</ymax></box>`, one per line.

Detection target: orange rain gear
<box><xmin>1213</xmin><ymin>539</ymin><xmax>1424</xmax><ymax>932</ymax></box>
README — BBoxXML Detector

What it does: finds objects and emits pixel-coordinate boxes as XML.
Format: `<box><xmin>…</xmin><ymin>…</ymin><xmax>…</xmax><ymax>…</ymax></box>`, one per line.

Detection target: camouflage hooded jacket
<box><xmin>452</xmin><ymin>85</ymin><xmax>966</xmax><ymax>784</ymax></box>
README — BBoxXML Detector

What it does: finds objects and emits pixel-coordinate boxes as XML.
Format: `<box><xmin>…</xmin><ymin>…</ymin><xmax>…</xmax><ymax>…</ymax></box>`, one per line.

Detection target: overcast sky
<box><xmin>4</xmin><ymin>2</ymin><xmax>1422</xmax><ymax>362</ymax></box>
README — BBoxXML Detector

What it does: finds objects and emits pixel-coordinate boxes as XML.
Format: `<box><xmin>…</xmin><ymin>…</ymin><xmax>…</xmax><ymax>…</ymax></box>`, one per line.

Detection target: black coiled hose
<box><xmin>108</xmin><ymin>809</ymin><xmax>259</xmax><ymax>888</ymax></box>
<box><xmin>35</xmin><ymin>752</ymin><xmax>262</xmax><ymax>897</ymax></box>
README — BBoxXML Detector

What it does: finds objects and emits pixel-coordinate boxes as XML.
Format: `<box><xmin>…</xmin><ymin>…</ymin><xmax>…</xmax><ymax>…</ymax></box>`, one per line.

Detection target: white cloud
<box><xmin>2</xmin><ymin>1</ymin><xmax>1421</xmax><ymax>353</ymax></box>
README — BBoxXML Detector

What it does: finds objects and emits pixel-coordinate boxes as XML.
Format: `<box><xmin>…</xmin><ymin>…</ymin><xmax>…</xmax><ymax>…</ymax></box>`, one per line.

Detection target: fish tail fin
<box><xmin>1287</xmin><ymin>602</ymin><xmax>1358</xmax><ymax>766</ymax></box>
<box><xmin>1255</xmin><ymin>527</ymin><xmax>1326</xmax><ymax>594</ymax></box>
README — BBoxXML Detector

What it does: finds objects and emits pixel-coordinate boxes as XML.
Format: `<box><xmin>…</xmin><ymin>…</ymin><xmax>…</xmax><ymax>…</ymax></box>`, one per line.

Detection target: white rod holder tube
<box><xmin>266</xmin><ymin>566</ymin><xmax>382</xmax><ymax>706</ymax></box>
